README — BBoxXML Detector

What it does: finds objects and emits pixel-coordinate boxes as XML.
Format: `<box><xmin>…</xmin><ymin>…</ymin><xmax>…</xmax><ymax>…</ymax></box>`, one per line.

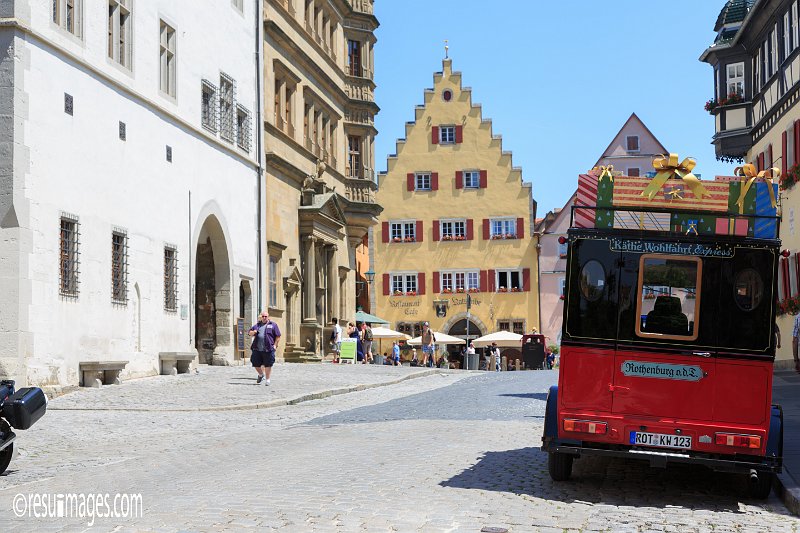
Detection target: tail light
<box><xmin>715</xmin><ymin>433</ymin><xmax>761</xmax><ymax>449</ymax></box>
<box><xmin>563</xmin><ymin>419</ymin><xmax>607</xmax><ymax>435</ymax></box>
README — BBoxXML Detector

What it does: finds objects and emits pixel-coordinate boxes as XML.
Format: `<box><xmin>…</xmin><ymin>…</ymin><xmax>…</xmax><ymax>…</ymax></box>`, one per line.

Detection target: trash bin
<box><xmin>467</xmin><ymin>353</ymin><xmax>479</xmax><ymax>370</ymax></box>
<box><xmin>373</xmin><ymin>354</ymin><xmax>385</xmax><ymax>365</ymax></box>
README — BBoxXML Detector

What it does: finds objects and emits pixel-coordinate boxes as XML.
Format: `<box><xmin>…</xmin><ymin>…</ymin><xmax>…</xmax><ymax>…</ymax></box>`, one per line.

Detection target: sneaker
<box><xmin>265</xmin><ymin>379</ymin><xmax>271</xmax><ymax>386</ymax></box>
<box><xmin>256</xmin><ymin>375</ymin><xmax>263</xmax><ymax>384</ymax></box>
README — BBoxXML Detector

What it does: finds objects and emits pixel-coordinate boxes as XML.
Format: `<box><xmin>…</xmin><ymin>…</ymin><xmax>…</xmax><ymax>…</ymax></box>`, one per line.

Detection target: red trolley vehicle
<box><xmin>541</xmin><ymin>174</ymin><xmax>783</xmax><ymax>499</ymax></box>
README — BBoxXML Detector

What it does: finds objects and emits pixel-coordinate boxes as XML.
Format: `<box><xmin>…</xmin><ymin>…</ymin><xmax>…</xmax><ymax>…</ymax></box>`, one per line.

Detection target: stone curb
<box><xmin>776</xmin><ymin>471</ymin><xmax>800</xmax><ymax>516</ymax></box>
<box><xmin>46</xmin><ymin>368</ymin><xmax>445</xmax><ymax>413</ymax></box>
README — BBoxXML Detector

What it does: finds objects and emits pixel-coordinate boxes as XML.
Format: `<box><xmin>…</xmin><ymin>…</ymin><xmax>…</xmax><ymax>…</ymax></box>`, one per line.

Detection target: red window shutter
<box><xmin>416</xmin><ymin>220</ymin><xmax>423</xmax><ymax>242</ymax></box>
<box><xmin>381</xmin><ymin>221</ymin><xmax>389</xmax><ymax>243</ymax></box>
<box><xmin>487</xmin><ymin>269</ymin><xmax>496</xmax><ymax>292</ymax></box>
<box><xmin>466</xmin><ymin>219</ymin><xmax>474</xmax><ymax>240</ymax></box>
<box><xmin>432</xmin><ymin>126</ymin><xmax>439</xmax><ymax>145</ymax></box>
<box><xmin>417</xmin><ymin>273</ymin><xmax>425</xmax><ymax>295</ymax></box>
<box><xmin>431</xmin><ymin>172</ymin><xmax>439</xmax><ymax>191</ymax></box>
<box><xmin>783</xmin><ymin>131</ymin><xmax>788</xmax><ymax>176</ymax></box>
<box><xmin>455</xmin><ymin>171</ymin><xmax>463</xmax><ymax>189</ymax></box>
<box><xmin>482</xmin><ymin>218</ymin><xmax>489</xmax><ymax>240</ymax></box>
<box><xmin>455</xmin><ymin>125</ymin><xmax>463</xmax><ymax>143</ymax></box>
<box><xmin>383</xmin><ymin>273</ymin><xmax>390</xmax><ymax>296</ymax></box>
<box><xmin>407</xmin><ymin>173</ymin><xmax>414</xmax><ymax>191</ymax></box>
<box><xmin>523</xmin><ymin>268</ymin><xmax>531</xmax><ymax>292</ymax></box>
<box><xmin>433</xmin><ymin>271</ymin><xmax>440</xmax><ymax>294</ymax></box>
<box><xmin>516</xmin><ymin>217</ymin><xmax>524</xmax><ymax>239</ymax></box>
<box><xmin>782</xmin><ymin>257</ymin><xmax>790</xmax><ymax>301</ymax></box>
<box><xmin>795</xmin><ymin>121</ymin><xmax>800</xmax><ymax>166</ymax></box>
<box><xmin>758</xmin><ymin>152</ymin><xmax>765</xmax><ymax>171</ymax></box>
<box><xmin>479</xmin><ymin>170</ymin><xmax>488</xmax><ymax>189</ymax></box>
<box><xmin>769</xmin><ymin>144</ymin><xmax>773</xmax><ymax>168</ymax></box>
<box><xmin>479</xmin><ymin>270</ymin><xmax>487</xmax><ymax>292</ymax></box>
<box><xmin>433</xmin><ymin>220</ymin><xmax>440</xmax><ymax>241</ymax></box>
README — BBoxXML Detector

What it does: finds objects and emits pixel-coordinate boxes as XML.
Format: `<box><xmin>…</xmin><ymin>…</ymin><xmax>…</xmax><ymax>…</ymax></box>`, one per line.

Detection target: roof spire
<box><xmin>444</xmin><ymin>39</ymin><xmax>449</xmax><ymax>59</ymax></box>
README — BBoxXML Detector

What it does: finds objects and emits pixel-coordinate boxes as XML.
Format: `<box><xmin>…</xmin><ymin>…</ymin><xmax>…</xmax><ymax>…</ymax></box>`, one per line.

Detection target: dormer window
<box><xmin>626</xmin><ymin>135</ymin><xmax>639</xmax><ymax>153</ymax></box>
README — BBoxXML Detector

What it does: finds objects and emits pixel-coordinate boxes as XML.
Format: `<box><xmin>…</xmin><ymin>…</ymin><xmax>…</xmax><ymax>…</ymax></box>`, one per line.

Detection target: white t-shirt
<box><xmin>334</xmin><ymin>324</ymin><xmax>342</xmax><ymax>342</ymax></box>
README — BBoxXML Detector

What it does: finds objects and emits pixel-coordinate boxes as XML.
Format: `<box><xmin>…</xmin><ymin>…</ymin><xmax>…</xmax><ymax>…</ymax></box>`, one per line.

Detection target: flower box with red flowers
<box><xmin>780</xmin><ymin>163</ymin><xmax>800</xmax><ymax>191</ymax></box>
<box><xmin>403</xmin><ymin>237</ymin><xmax>416</xmax><ymax>243</ymax></box>
<box><xmin>392</xmin><ymin>237</ymin><xmax>402</xmax><ymax>243</ymax></box>
<box><xmin>406</xmin><ymin>291</ymin><xmax>417</xmax><ymax>296</ymax></box>
<box><xmin>705</xmin><ymin>92</ymin><xmax>744</xmax><ymax>114</ymax></box>
<box><xmin>468</xmin><ymin>288</ymin><xmax>480</xmax><ymax>293</ymax></box>
<box><xmin>442</xmin><ymin>235</ymin><xmax>453</xmax><ymax>241</ymax></box>
<box><xmin>455</xmin><ymin>235</ymin><xmax>466</xmax><ymax>241</ymax></box>
<box><xmin>498</xmin><ymin>287</ymin><xmax>508</xmax><ymax>293</ymax></box>
<box><xmin>441</xmin><ymin>288</ymin><xmax>453</xmax><ymax>294</ymax></box>
<box><xmin>456</xmin><ymin>288</ymin><xmax>466</xmax><ymax>293</ymax></box>
<box><xmin>393</xmin><ymin>290</ymin><xmax>404</xmax><ymax>296</ymax></box>
<box><xmin>510</xmin><ymin>287</ymin><xmax>522</xmax><ymax>293</ymax></box>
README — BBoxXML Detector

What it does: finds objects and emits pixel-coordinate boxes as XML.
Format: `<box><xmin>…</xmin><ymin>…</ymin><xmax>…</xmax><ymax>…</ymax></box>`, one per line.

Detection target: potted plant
<box><xmin>393</xmin><ymin>290</ymin><xmax>403</xmax><ymax>296</ymax></box>
<box><xmin>456</xmin><ymin>287</ymin><xmax>465</xmax><ymax>293</ymax></box>
<box><xmin>781</xmin><ymin>163</ymin><xmax>800</xmax><ymax>191</ymax></box>
<box><xmin>406</xmin><ymin>290</ymin><xmax>417</xmax><ymax>296</ymax></box>
<box><xmin>498</xmin><ymin>287</ymin><xmax>508</xmax><ymax>293</ymax></box>
<box><xmin>392</xmin><ymin>237</ymin><xmax>402</xmax><ymax>243</ymax></box>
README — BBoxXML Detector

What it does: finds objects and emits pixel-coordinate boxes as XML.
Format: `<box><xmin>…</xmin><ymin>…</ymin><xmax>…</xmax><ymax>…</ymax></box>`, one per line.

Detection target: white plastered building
<box><xmin>0</xmin><ymin>0</ymin><xmax>264</xmax><ymax>387</ymax></box>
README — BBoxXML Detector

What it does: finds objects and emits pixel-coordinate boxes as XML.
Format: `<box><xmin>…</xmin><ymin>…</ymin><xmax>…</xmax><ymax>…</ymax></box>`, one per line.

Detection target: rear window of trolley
<box><xmin>634</xmin><ymin>255</ymin><xmax>700</xmax><ymax>341</ymax></box>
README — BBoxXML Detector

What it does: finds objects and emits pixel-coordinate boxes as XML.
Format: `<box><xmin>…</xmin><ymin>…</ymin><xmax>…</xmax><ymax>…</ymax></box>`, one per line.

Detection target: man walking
<box><xmin>392</xmin><ymin>341</ymin><xmax>401</xmax><ymax>366</ymax></box>
<box><xmin>330</xmin><ymin>318</ymin><xmax>342</xmax><ymax>362</ymax></box>
<box><xmin>421</xmin><ymin>322</ymin><xmax>435</xmax><ymax>367</ymax></box>
<box><xmin>249</xmin><ymin>310</ymin><xmax>281</xmax><ymax>385</ymax></box>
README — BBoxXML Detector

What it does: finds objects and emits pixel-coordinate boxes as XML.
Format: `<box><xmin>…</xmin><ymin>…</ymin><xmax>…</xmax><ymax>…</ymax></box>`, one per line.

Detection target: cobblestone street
<box><xmin>1</xmin><ymin>365</ymin><xmax>798</xmax><ymax>532</ymax></box>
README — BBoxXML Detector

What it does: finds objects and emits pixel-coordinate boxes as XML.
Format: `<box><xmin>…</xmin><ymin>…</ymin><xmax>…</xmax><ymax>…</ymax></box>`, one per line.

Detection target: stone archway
<box><xmin>195</xmin><ymin>215</ymin><xmax>232</xmax><ymax>365</ymax></box>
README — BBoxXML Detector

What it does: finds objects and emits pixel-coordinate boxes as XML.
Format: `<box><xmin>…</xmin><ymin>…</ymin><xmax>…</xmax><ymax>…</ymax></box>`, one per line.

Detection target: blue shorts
<box><xmin>422</xmin><ymin>345</ymin><xmax>434</xmax><ymax>354</ymax></box>
<box><xmin>251</xmin><ymin>350</ymin><xmax>275</xmax><ymax>368</ymax></box>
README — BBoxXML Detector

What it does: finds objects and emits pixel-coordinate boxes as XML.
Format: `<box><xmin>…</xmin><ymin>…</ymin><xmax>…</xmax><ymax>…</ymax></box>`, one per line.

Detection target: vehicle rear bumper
<box><xmin>542</xmin><ymin>437</ymin><xmax>782</xmax><ymax>473</ymax></box>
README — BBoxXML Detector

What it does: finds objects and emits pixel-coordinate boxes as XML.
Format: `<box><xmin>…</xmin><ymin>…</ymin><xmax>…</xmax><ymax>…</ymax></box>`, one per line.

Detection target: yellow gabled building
<box><xmin>374</xmin><ymin>58</ymin><xmax>539</xmax><ymax>365</ymax></box>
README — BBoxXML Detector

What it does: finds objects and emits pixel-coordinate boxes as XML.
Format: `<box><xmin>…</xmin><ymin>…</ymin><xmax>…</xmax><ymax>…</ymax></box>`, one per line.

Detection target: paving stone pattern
<box><xmin>0</xmin><ymin>366</ymin><xmax>797</xmax><ymax>532</ymax></box>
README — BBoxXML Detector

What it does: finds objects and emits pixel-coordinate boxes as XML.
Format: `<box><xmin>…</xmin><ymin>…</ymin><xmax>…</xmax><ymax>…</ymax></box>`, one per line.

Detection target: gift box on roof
<box><xmin>575</xmin><ymin>173</ymin><xmax>613</xmax><ymax>228</ymax></box>
<box><xmin>611</xmin><ymin>177</ymin><xmax>730</xmax><ymax>212</ymax></box>
<box><xmin>753</xmin><ymin>181</ymin><xmax>779</xmax><ymax>238</ymax></box>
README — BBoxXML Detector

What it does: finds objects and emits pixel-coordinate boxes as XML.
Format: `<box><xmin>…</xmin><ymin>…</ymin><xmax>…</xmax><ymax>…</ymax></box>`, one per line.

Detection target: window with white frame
<box><xmin>726</xmin><ymin>62</ymin><xmax>745</xmax><ymax>97</ymax></box>
<box><xmin>440</xmin><ymin>270</ymin><xmax>479</xmax><ymax>293</ymax></box>
<box><xmin>626</xmin><ymin>135</ymin><xmax>639</xmax><ymax>152</ymax></box>
<box><xmin>159</xmin><ymin>20</ymin><xmax>176</xmax><ymax>97</ymax></box>
<box><xmin>390</xmin><ymin>221</ymin><xmax>416</xmax><ymax>242</ymax></box>
<box><xmin>391</xmin><ymin>273</ymin><xmax>417</xmax><ymax>295</ymax></box>
<box><xmin>439</xmin><ymin>126</ymin><xmax>455</xmax><ymax>144</ymax></box>
<box><xmin>785</xmin><ymin>11</ymin><xmax>792</xmax><ymax>59</ymax></box>
<box><xmin>754</xmin><ymin>54</ymin><xmax>761</xmax><ymax>92</ymax></box>
<box><xmin>773</xmin><ymin>25</ymin><xmax>780</xmax><ymax>74</ymax></box>
<box><xmin>201</xmin><ymin>80</ymin><xmax>217</xmax><ymax>132</ymax></box>
<box><xmin>496</xmin><ymin>269</ymin><xmax>522</xmax><ymax>292</ymax></box>
<box><xmin>463</xmin><ymin>170</ymin><xmax>479</xmax><ymax>188</ymax></box>
<box><xmin>415</xmin><ymin>173</ymin><xmax>431</xmax><ymax>191</ymax></box>
<box><xmin>490</xmin><ymin>218</ymin><xmax>516</xmax><ymax>239</ymax></box>
<box><xmin>558</xmin><ymin>240</ymin><xmax>568</xmax><ymax>258</ymax></box>
<box><xmin>794</xmin><ymin>2</ymin><xmax>799</xmax><ymax>52</ymax></box>
<box><xmin>441</xmin><ymin>219</ymin><xmax>466</xmax><ymax>240</ymax></box>
<box><xmin>108</xmin><ymin>0</ymin><xmax>132</xmax><ymax>69</ymax></box>
<box><xmin>53</xmin><ymin>0</ymin><xmax>83</xmax><ymax>38</ymax></box>
<box><xmin>219</xmin><ymin>73</ymin><xmax>236</xmax><ymax>142</ymax></box>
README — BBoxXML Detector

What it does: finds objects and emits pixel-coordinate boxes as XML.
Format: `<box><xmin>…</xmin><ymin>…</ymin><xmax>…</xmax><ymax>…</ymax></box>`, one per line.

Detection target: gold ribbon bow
<box><xmin>590</xmin><ymin>165</ymin><xmax>614</xmax><ymax>182</ymax></box>
<box><xmin>640</xmin><ymin>154</ymin><xmax>710</xmax><ymax>201</ymax></box>
<box><xmin>734</xmin><ymin>163</ymin><xmax>778</xmax><ymax>214</ymax></box>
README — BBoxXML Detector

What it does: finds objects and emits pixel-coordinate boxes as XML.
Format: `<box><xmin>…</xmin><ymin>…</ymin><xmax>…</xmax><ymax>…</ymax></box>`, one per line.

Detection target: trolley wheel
<box><xmin>548</xmin><ymin>451</ymin><xmax>573</xmax><ymax>481</ymax></box>
<box><xmin>0</xmin><ymin>443</ymin><xmax>13</xmax><ymax>476</ymax></box>
<box><xmin>747</xmin><ymin>472</ymin><xmax>773</xmax><ymax>499</ymax></box>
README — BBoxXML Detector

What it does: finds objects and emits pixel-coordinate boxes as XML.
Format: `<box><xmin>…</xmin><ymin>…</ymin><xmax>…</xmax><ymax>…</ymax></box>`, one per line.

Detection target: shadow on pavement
<box><xmin>498</xmin><ymin>393</ymin><xmax>549</xmax><ymax>401</ymax></box>
<box><xmin>441</xmin><ymin>446</ymin><xmax>757</xmax><ymax>513</ymax></box>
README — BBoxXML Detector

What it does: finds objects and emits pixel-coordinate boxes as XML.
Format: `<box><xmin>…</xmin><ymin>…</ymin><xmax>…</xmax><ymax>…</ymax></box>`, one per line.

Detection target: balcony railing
<box><xmin>344</xmin><ymin>178</ymin><xmax>375</xmax><ymax>204</ymax></box>
<box><xmin>346</xmin><ymin>166</ymin><xmax>374</xmax><ymax>180</ymax></box>
<box><xmin>349</xmin><ymin>0</ymin><xmax>373</xmax><ymax>15</ymax></box>
<box><xmin>710</xmin><ymin>100</ymin><xmax>753</xmax><ymax>162</ymax></box>
<box><xmin>345</xmin><ymin>77</ymin><xmax>374</xmax><ymax>102</ymax></box>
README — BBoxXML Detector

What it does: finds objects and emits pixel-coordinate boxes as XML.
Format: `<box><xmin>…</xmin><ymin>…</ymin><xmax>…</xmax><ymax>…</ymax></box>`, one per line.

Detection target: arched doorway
<box><xmin>446</xmin><ymin>318</ymin><xmax>482</xmax><ymax>368</ymax></box>
<box><xmin>195</xmin><ymin>216</ymin><xmax>232</xmax><ymax>365</ymax></box>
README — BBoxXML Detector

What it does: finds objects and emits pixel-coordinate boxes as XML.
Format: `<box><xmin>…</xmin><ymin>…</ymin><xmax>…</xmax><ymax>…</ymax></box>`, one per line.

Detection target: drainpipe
<box><xmin>254</xmin><ymin>0</ymin><xmax>264</xmax><ymax>308</ymax></box>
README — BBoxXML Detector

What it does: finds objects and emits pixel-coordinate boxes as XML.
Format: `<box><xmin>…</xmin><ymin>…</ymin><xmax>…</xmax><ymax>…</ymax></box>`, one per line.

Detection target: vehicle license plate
<box><xmin>630</xmin><ymin>431</ymin><xmax>691</xmax><ymax>449</ymax></box>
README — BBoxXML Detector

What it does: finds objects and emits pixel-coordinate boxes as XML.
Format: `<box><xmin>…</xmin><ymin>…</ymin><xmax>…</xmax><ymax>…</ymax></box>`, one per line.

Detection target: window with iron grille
<box><xmin>219</xmin><ymin>73</ymin><xmax>236</xmax><ymax>142</ymax></box>
<box><xmin>64</xmin><ymin>93</ymin><xmax>73</xmax><ymax>115</ymax></box>
<box><xmin>111</xmin><ymin>230</ymin><xmax>128</xmax><ymax>304</ymax></box>
<box><xmin>164</xmin><ymin>245</ymin><xmax>178</xmax><ymax>311</ymax></box>
<box><xmin>53</xmin><ymin>0</ymin><xmax>83</xmax><ymax>38</ymax></box>
<box><xmin>159</xmin><ymin>20</ymin><xmax>176</xmax><ymax>97</ymax></box>
<box><xmin>108</xmin><ymin>0</ymin><xmax>132</xmax><ymax>69</ymax></box>
<box><xmin>201</xmin><ymin>80</ymin><xmax>218</xmax><ymax>133</ymax></box>
<box><xmin>512</xmin><ymin>321</ymin><xmax>525</xmax><ymax>335</ymax></box>
<box><xmin>236</xmin><ymin>105</ymin><xmax>251</xmax><ymax>152</ymax></box>
<box><xmin>60</xmin><ymin>215</ymin><xmax>80</xmax><ymax>297</ymax></box>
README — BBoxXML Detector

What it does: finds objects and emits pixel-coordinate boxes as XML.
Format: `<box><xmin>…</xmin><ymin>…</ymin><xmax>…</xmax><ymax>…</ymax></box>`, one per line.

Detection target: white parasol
<box><xmin>471</xmin><ymin>330</ymin><xmax>523</xmax><ymax>348</ymax></box>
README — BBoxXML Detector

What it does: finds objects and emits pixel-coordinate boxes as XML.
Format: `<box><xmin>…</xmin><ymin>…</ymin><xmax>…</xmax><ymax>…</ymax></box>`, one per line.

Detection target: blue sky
<box><xmin>373</xmin><ymin>0</ymin><xmax>731</xmax><ymax>216</ymax></box>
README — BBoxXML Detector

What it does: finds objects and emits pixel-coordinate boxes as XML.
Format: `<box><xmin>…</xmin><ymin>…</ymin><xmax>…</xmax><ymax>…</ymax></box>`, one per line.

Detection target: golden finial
<box><xmin>444</xmin><ymin>40</ymin><xmax>449</xmax><ymax>59</ymax></box>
